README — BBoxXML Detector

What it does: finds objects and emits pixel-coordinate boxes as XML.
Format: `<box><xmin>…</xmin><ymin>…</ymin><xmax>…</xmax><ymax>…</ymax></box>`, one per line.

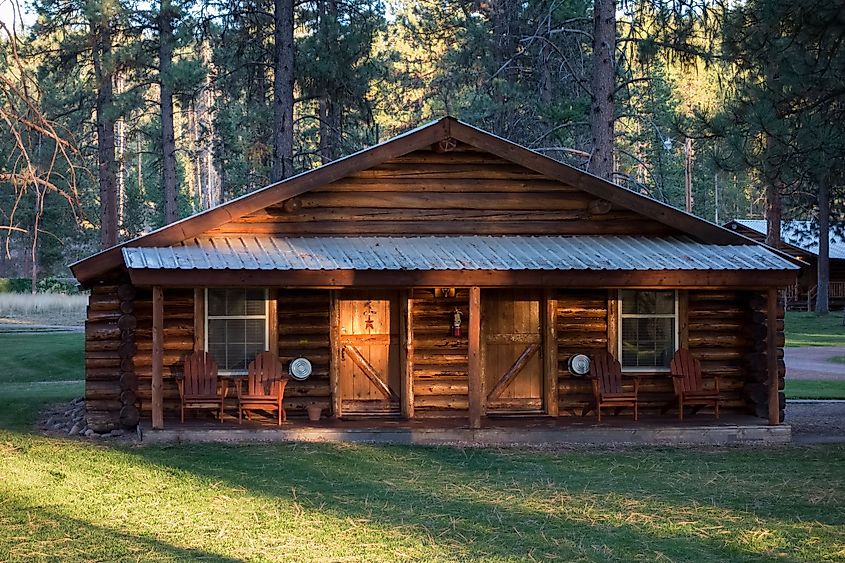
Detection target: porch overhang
<box><xmin>122</xmin><ymin>235</ymin><xmax>799</xmax><ymax>289</ymax></box>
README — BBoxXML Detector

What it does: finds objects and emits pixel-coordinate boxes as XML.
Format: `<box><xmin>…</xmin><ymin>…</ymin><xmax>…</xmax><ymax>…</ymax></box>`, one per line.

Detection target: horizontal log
<box><xmin>320</xmin><ymin>176</ymin><xmax>575</xmax><ymax>192</ymax></box>
<box><xmin>414</xmin><ymin>380</ymin><xmax>468</xmax><ymax>396</ymax></box>
<box><xmin>414</xmin><ymin>396</ymin><xmax>469</xmax><ymax>410</ymax></box>
<box><xmin>85</xmin><ymin>399</ymin><xmax>123</xmax><ymax>411</ymax></box>
<box><xmin>208</xmin><ymin>219</ymin><xmax>675</xmax><ymax>237</ymax></box>
<box><xmin>487</xmin><ymin>398</ymin><xmax>543</xmax><ymax>410</ymax></box>
<box><xmin>86</xmin><ymin>410</ymin><xmax>119</xmax><ymax>433</ymax></box>
<box><xmin>246</xmin><ymin>207</ymin><xmax>602</xmax><ymax>224</ymax></box>
<box><xmin>557</xmin><ymin>308</ymin><xmax>607</xmax><ymax>319</ymax></box>
<box><xmin>86</xmin><ymin>340</ymin><xmax>121</xmax><ymax>352</ymax></box>
<box><xmin>85</xmin><ymin>380</ymin><xmax>121</xmax><ymax>400</ymax></box>
<box><xmin>86</xmin><ymin>358</ymin><xmax>121</xmax><ymax>369</ymax></box>
<box><xmin>413</xmin><ymin>368</ymin><xmax>467</xmax><ymax>378</ymax></box>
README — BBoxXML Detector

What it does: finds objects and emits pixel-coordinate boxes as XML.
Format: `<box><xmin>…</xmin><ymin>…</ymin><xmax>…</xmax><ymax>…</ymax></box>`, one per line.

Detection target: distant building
<box><xmin>724</xmin><ymin>219</ymin><xmax>845</xmax><ymax>310</ymax></box>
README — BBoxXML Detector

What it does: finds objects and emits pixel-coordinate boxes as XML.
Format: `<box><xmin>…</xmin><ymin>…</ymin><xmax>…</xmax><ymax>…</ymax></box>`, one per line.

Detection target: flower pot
<box><xmin>307</xmin><ymin>405</ymin><xmax>322</xmax><ymax>422</ymax></box>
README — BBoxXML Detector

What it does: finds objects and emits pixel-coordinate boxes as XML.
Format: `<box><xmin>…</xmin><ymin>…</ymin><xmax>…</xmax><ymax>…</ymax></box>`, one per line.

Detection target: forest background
<box><xmin>1</xmin><ymin>0</ymin><xmax>843</xmax><ymax>309</ymax></box>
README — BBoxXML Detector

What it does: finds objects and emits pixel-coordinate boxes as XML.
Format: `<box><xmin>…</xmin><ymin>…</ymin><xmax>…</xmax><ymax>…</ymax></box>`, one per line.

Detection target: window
<box><xmin>619</xmin><ymin>290</ymin><xmax>677</xmax><ymax>370</ymax></box>
<box><xmin>206</xmin><ymin>288</ymin><xmax>268</xmax><ymax>373</ymax></box>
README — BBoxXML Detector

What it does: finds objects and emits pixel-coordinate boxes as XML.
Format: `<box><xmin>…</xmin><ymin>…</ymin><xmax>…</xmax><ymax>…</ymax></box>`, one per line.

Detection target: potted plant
<box><xmin>307</xmin><ymin>403</ymin><xmax>322</xmax><ymax>422</ymax></box>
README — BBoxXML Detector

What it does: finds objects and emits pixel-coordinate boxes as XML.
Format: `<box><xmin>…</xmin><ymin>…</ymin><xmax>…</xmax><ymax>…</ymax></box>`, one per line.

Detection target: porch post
<box><xmin>468</xmin><ymin>286</ymin><xmax>482</xmax><ymax>429</ymax></box>
<box><xmin>400</xmin><ymin>290</ymin><xmax>414</xmax><ymax>419</ymax></box>
<box><xmin>543</xmin><ymin>288</ymin><xmax>558</xmax><ymax>417</ymax></box>
<box><xmin>152</xmin><ymin>285</ymin><xmax>164</xmax><ymax>429</ymax></box>
<box><xmin>193</xmin><ymin>288</ymin><xmax>204</xmax><ymax>352</ymax></box>
<box><xmin>329</xmin><ymin>290</ymin><xmax>342</xmax><ymax>419</ymax></box>
<box><xmin>767</xmin><ymin>286</ymin><xmax>780</xmax><ymax>425</ymax></box>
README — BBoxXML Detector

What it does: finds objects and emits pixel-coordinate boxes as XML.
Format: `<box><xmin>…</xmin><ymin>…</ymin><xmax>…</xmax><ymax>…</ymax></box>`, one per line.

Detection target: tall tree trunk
<box><xmin>30</xmin><ymin>185</ymin><xmax>45</xmax><ymax>294</ymax></box>
<box><xmin>589</xmin><ymin>0</ymin><xmax>615</xmax><ymax>182</ymax></box>
<box><xmin>159</xmin><ymin>0</ymin><xmax>178</xmax><ymax>224</ymax></box>
<box><xmin>271</xmin><ymin>0</ymin><xmax>294</xmax><ymax>183</ymax></box>
<box><xmin>765</xmin><ymin>179</ymin><xmax>781</xmax><ymax>247</ymax></box>
<box><xmin>91</xmin><ymin>20</ymin><xmax>118</xmax><ymax>249</ymax></box>
<box><xmin>816</xmin><ymin>174</ymin><xmax>830</xmax><ymax>315</ymax></box>
<box><xmin>317</xmin><ymin>0</ymin><xmax>340</xmax><ymax>164</ymax></box>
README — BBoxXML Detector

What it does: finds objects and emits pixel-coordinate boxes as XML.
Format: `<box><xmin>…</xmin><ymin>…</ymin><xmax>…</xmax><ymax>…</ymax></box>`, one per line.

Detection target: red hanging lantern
<box><xmin>452</xmin><ymin>308</ymin><xmax>462</xmax><ymax>337</ymax></box>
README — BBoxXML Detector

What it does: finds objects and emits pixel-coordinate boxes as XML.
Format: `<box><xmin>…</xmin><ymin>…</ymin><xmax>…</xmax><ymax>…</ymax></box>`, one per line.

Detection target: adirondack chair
<box><xmin>582</xmin><ymin>351</ymin><xmax>639</xmax><ymax>422</ymax></box>
<box><xmin>237</xmin><ymin>351</ymin><xmax>289</xmax><ymax>426</ymax></box>
<box><xmin>176</xmin><ymin>351</ymin><xmax>225</xmax><ymax>423</ymax></box>
<box><xmin>669</xmin><ymin>349</ymin><xmax>721</xmax><ymax>420</ymax></box>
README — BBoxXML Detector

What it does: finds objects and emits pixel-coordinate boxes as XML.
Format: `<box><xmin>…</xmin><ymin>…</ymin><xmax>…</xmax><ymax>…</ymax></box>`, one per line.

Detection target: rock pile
<box><xmin>39</xmin><ymin>398</ymin><xmax>130</xmax><ymax>439</ymax></box>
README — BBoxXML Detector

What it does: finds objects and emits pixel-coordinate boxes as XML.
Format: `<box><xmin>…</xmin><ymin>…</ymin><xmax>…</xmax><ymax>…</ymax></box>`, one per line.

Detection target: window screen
<box><xmin>619</xmin><ymin>290</ymin><xmax>676</xmax><ymax>369</ymax></box>
<box><xmin>206</xmin><ymin>289</ymin><xmax>267</xmax><ymax>372</ymax></box>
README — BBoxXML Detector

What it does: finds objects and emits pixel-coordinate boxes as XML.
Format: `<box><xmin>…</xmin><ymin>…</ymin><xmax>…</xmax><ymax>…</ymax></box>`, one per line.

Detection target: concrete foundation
<box><xmin>141</xmin><ymin>421</ymin><xmax>792</xmax><ymax>447</ymax></box>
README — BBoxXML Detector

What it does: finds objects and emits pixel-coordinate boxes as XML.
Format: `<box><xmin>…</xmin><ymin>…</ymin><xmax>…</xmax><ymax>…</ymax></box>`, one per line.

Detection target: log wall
<box><xmin>134</xmin><ymin>287</ymin><xmax>194</xmax><ymax>413</ymax></box>
<box><xmin>410</xmin><ymin>288</ymin><xmax>470</xmax><ymax>416</ymax></box>
<box><xmin>86</xmin><ymin>286</ymin><xmax>783</xmax><ymax>426</ymax></box>
<box><xmin>555</xmin><ymin>290</ymin><xmax>609</xmax><ymax>415</ymax></box>
<box><xmin>277</xmin><ymin>290</ymin><xmax>332</xmax><ymax>415</ymax></box>
<box><xmin>207</xmin><ymin>147</ymin><xmax>681</xmax><ymax>237</ymax></box>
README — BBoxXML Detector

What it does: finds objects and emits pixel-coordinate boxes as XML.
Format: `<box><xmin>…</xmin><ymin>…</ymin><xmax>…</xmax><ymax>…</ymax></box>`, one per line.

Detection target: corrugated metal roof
<box><xmin>732</xmin><ymin>219</ymin><xmax>845</xmax><ymax>260</ymax></box>
<box><xmin>122</xmin><ymin>235</ymin><xmax>798</xmax><ymax>272</ymax></box>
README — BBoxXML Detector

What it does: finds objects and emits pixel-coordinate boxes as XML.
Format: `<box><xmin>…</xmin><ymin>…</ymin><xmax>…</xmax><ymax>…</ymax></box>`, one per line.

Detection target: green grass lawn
<box><xmin>785</xmin><ymin>312</ymin><xmax>845</xmax><ymax>347</ymax></box>
<box><xmin>0</xmin><ymin>331</ymin><xmax>83</xmax><ymax>383</ymax></box>
<box><xmin>0</xmin><ymin>431</ymin><xmax>843</xmax><ymax>562</ymax></box>
<box><xmin>0</xmin><ymin>332</ymin><xmax>84</xmax><ymax>429</ymax></box>
<box><xmin>784</xmin><ymin>379</ymin><xmax>845</xmax><ymax>400</ymax></box>
<box><xmin>1</xmin><ymin>333</ymin><xmax>844</xmax><ymax>561</ymax></box>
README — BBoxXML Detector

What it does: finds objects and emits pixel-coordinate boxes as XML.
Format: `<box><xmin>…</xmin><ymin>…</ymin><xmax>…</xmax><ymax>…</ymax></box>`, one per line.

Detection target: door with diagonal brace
<box><xmin>483</xmin><ymin>289</ymin><xmax>543</xmax><ymax>413</ymax></box>
<box><xmin>339</xmin><ymin>291</ymin><xmax>401</xmax><ymax>415</ymax></box>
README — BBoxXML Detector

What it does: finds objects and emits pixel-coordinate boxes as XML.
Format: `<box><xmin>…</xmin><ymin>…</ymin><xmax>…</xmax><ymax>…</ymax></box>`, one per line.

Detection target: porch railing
<box><xmin>805</xmin><ymin>282</ymin><xmax>845</xmax><ymax>311</ymax></box>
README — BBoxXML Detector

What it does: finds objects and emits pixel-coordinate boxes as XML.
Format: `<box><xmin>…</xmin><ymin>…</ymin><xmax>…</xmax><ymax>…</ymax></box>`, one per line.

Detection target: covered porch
<box><xmin>115</xmin><ymin>235</ymin><xmax>797</xmax><ymax>434</ymax></box>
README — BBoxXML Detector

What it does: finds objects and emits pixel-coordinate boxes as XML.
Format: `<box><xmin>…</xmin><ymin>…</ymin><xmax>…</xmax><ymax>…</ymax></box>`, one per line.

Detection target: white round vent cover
<box><xmin>568</xmin><ymin>354</ymin><xmax>591</xmax><ymax>377</ymax></box>
<box><xmin>289</xmin><ymin>357</ymin><xmax>313</xmax><ymax>381</ymax></box>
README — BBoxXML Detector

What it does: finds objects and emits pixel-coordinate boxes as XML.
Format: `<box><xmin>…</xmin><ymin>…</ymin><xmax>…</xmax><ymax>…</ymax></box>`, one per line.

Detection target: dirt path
<box><xmin>784</xmin><ymin>346</ymin><xmax>845</xmax><ymax>380</ymax></box>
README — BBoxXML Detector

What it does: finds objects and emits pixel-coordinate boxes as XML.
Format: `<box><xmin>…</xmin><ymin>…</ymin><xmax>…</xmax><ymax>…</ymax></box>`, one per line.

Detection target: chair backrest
<box><xmin>670</xmin><ymin>349</ymin><xmax>703</xmax><ymax>394</ymax></box>
<box><xmin>247</xmin><ymin>351</ymin><xmax>287</xmax><ymax>397</ymax></box>
<box><xmin>591</xmin><ymin>351</ymin><xmax>624</xmax><ymax>395</ymax></box>
<box><xmin>183</xmin><ymin>351</ymin><xmax>219</xmax><ymax>398</ymax></box>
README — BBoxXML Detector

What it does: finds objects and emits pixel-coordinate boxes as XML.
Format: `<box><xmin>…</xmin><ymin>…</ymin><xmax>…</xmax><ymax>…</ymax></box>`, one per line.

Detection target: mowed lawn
<box><xmin>0</xmin><ymin>332</ymin><xmax>84</xmax><ymax>429</ymax></box>
<box><xmin>1</xmin><ymin>336</ymin><xmax>844</xmax><ymax>561</ymax></box>
<box><xmin>785</xmin><ymin>312</ymin><xmax>845</xmax><ymax>347</ymax></box>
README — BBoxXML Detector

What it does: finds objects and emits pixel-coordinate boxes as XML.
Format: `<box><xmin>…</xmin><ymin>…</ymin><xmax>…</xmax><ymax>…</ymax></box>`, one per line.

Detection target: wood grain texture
<box><xmin>151</xmin><ymin>286</ymin><xmax>164</xmax><ymax>429</ymax></box>
<box><xmin>468</xmin><ymin>287</ymin><xmax>482</xmax><ymax>428</ymax></box>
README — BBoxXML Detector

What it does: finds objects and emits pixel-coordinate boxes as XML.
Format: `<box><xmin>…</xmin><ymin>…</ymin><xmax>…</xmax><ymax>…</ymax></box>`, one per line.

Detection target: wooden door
<box><xmin>483</xmin><ymin>289</ymin><xmax>543</xmax><ymax>413</ymax></box>
<box><xmin>338</xmin><ymin>291</ymin><xmax>401</xmax><ymax>415</ymax></box>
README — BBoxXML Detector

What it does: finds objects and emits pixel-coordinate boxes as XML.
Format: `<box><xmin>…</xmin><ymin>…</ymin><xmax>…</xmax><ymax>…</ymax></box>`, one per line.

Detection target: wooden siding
<box><xmin>277</xmin><ymin>290</ymin><xmax>332</xmax><ymax>415</ymax></box>
<box><xmin>410</xmin><ymin>288</ymin><xmax>470</xmax><ymax>416</ymax></box>
<box><xmin>207</xmin><ymin>147</ymin><xmax>680</xmax><ymax>237</ymax></box>
<box><xmin>134</xmin><ymin>287</ymin><xmax>194</xmax><ymax>413</ymax></box>
<box><xmin>88</xmin><ymin>287</ymin><xmax>784</xmax><ymax>425</ymax></box>
<box><xmin>556</xmin><ymin>290</ymin><xmax>609</xmax><ymax>414</ymax></box>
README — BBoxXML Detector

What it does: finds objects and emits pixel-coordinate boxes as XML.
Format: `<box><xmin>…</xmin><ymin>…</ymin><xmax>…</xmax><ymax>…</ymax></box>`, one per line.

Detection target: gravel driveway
<box><xmin>784</xmin><ymin>346</ymin><xmax>845</xmax><ymax>380</ymax></box>
<box><xmin>786</xmin><ymin>401</ymin><xmax>845</xmax><ymax>443</ymax></box>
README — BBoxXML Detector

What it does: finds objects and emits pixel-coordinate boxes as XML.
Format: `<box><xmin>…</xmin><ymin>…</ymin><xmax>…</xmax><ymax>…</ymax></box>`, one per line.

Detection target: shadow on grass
<box><xmin>0</xmin><ymin>500</ymin><xmax>241</xmax><ymax>562</ymax></box>
<box><xmin>124</xmin><ymin>442</ymin><xmax>825</xmax><ymax>561</ymax></box>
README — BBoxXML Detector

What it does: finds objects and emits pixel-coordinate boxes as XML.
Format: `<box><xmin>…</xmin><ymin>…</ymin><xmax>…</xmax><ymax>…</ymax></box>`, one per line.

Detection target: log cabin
<box><xmin>71</xmin><ymin>117</ymin><xmax>798</xmax><ymax>434</ymax></box>
<box><xmin>725</xmin><ymin>219</ymin><xmax>845</xmax><ymax>311</ymax></box>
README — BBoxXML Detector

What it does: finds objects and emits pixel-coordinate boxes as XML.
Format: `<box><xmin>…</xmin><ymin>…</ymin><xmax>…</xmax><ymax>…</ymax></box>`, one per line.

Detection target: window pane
<box><xmin>621</xmin><ymin>290</ymin><xmax>674</xmax><ymax>315</ymax></box>
<box><xmin>207</xmin><ymin>289</ymin><xmax>227</xmax><ymax>316</ymax></box>
<box><xmin>621</xmin><ymin>317</ymin><xmax>674</xmax><ymax>368</ymax></box>
<box><xmin>246</xmin><ymin>289</ymin><xmax>266</xmax><ymax>315</ymax></box>
<box><xmin>226</xmin><ymin>289</ymin><xmax>246</xmax><ymax>316</ymax></box>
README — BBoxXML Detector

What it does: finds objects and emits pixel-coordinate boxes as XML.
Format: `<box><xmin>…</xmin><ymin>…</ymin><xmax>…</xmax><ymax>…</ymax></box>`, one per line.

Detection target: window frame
<box><xmin>617</xmin><ymin>289</ymin><xmax>679</xmax><ymax>373</ymax></box>
<box><xmin>204</xmin><ymin>288</ymin><xmax>270</xmax><ymax>375</ymax></box>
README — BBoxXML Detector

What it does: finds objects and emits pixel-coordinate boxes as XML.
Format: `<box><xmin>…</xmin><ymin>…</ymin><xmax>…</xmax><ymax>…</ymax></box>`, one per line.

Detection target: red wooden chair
<box><xmin>176</xmin><ymin>351</ymin><xmax>225</xmax><ymax>423</ymax></box>
<box><xmin>582</xmin><ymin>351</ymin><xmax>639</xmax><ymax>422</ymax></box>
<box><xmin>237</xmin><ymin>351</ymin><xmax>289</xmax><ymax>426</ymax></box>
<box><xmin>669</xmin><ymin>349</ymin><xmax>721</xmax><ymax>420</ymax></box>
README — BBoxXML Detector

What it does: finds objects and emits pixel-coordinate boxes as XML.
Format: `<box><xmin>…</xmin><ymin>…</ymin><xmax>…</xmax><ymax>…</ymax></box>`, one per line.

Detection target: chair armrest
<box><xmin>175</xmin><ymin>377</ymin><xmax>184</xmax><ymax>399</ymax></box>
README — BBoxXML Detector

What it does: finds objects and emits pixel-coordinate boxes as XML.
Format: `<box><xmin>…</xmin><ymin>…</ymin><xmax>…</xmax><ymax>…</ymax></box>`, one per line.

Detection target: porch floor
<box><xmin>139</xmin><ymin>411</ymin><xmax>791</xmax><ymax>446</ymax></box>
